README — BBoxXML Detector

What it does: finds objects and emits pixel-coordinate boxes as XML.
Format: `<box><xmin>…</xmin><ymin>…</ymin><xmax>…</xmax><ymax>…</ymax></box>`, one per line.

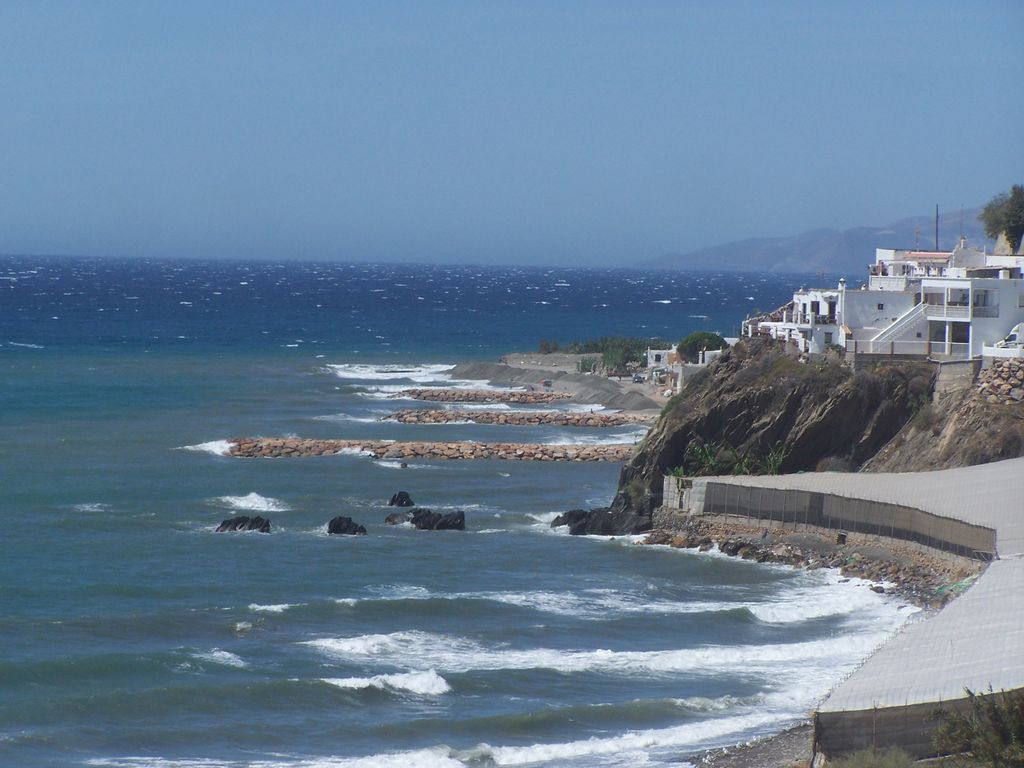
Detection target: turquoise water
<box><xmin>0</xmin><ymin>257</ymin><xmax>914</xmax><ymax>767</ymax></box>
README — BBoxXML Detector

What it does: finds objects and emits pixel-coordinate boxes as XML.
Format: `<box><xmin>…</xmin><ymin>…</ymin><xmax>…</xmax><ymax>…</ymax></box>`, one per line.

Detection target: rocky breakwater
<box><xmin>399</xmin><ymin>388</ymin><xmax>572</xmax><ymax>404</ymax></box>
<box><xmin>229</xmin><ymin>437</ymin><xmax>632</xmax><ymax>462</ymax></box>
<box><xmin>384</xmin><ymin>409</ymin><xmax>654</xmax><ymax>427</ymax></box>
<box><xmin>643</xmin><ymin>518</ymin><xmax>981</xmax><ymax>609</ymax></box>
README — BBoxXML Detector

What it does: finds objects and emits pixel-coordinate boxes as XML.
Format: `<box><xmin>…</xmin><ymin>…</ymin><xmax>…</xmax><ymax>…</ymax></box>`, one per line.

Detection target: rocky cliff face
<box><xmin>863</xmin><ymin>359</ymin><xmax>1024</xmax><ymax>472</ymax></box>
<box><xmin>609</xmin><ymin>339</ymin><xmax>935</xmax><ymax>527</ymax></box>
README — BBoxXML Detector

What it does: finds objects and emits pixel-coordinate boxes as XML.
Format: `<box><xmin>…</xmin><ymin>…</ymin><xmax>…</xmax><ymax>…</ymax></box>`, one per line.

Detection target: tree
<box><xmin>676</xmin><ymin>332</ymin><xmax>729</xmax><ymax>363</ymax></box>
<box><xmin>979</xmin><ymin>185</ymin><xmax>1024</xmax><ymax>253</ymax></box>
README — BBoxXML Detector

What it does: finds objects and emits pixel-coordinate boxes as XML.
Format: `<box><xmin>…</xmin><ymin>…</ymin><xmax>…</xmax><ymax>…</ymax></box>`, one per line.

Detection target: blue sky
<box><xmin>1</xmin><ymin>1</ymin><xmax>1021</xmax><ymax>266</ymax></box>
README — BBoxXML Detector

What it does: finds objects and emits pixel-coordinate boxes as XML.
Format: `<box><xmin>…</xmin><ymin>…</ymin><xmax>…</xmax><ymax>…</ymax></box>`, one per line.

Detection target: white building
<box><xmin>744</xmin><ymin>240</ymin><xmax>1024</xmax><ymax>361</ymax></box>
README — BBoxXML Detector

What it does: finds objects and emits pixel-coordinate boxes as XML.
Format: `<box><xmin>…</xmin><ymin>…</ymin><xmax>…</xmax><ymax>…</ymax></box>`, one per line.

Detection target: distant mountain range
<box><xmin>642</xmin><ymin>207</ymin><xmax>992</xmax><ymax>277</ymax></box>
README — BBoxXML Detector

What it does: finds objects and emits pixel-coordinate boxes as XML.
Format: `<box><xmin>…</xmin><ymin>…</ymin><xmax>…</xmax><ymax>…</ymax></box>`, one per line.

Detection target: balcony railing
<box><xmin>972</xmin><ymin>305</ymin><xmax>1000</xmax><ymax>318</ymax></box>
<box><xmin>924</xmin><ymin>304</ymin><xmax>970</xmax><ymax>320</ymax></box>
<box><xmin>845</xmin><ymin>340</ymin><xmax>972</xmax><ymax>359</ymax></box>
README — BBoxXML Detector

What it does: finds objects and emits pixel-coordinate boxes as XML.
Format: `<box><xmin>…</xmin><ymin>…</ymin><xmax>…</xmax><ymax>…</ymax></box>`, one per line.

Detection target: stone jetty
<box><xmin>398</xmin><ymin>388</ymin><xmax>572</xmax><ymax>404</ymax></box>
<box><xmin>383</xmin><ymin>409</ymin><xmax>655</xmax><ymax>427</ymax></box>
<box><xmin>229</xmin><ymin>437</ymin><xmax>633</xmax><ymax>462</ymax></box>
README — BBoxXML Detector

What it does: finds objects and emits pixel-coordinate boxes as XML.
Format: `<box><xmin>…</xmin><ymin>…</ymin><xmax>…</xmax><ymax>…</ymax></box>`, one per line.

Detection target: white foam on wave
<box><xmin>179</xmin><ymin>440</ymin><xmax>233</xmax><ymax>456</ymax></box>
<box><xmin>321</xmin><ymin>669</ymin><xmax>450</xmax><ymax>696</ymax></box>
<box><xmin>7</xmin><ymin>341</ymin><xmax>45</xmax><ymax>349</ymax></box>
<box><xmin>73</xmin><ymin>502</ymin><xmax>111</xmax><ymax>513</ymax></box>
<box><xmin>86</xmin><ymin>747</ymin><xmax>466</xmax><ymax>768</ymax></box>
<box><xmin>248</xmin><ymin>603</ymin><xmax>294</xmax><ymax>613</ymax></box>
<box><xmin>191</xmin><ymin>649</ymin><xmax>247</xmax><ymax>668</ymax></box>
<box><xmin>541</xmin><ymin>429</ymin><xmax>647</xmax><ymax>446</ymax></box>
<box><xmin>479</xmin><ymin>708</ymin><xmax>779</xmax><ymax>766</ymax></box>
<box><xmin>313</xmin><ymin>413</ymin><xmax>380</xmax><ymax>424</ymax></box>
<box><xmin>214</xmin><ymin>493</ymin><xmax>291</xmax><ymax>513</ymax></box>
<box><xmin>301</xmin><ymin>627</ymin><xmax>889</xmax><ymax>681</ymax></box>
<box><xmin>326</xmin><ymin>363</ymin><xmax>455</xmax><ymax>382</ymax></box>
<box><xmin>377</xmin><ymin>460</ymin><xmax>438</xmax><ymax>470</ymax></box>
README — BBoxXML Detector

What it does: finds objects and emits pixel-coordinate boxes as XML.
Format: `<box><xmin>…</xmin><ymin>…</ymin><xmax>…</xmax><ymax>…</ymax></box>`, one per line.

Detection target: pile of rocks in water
<box><xmin>399</xmin><ymin>388</ymin><xmax>572</xmax><ymax>404</ymax></box>
<box><xmin>214</xmin><ymin>492</ymin><xmax>466</xmax><ymax>535</ymax></box>
<box><xmin>216</xmin><ymin>515</ymin><xmax>272</xmax><ymax>533</ymax></box>
<box><xmin>643</xmin><ymin>518</ymin><xmax>982</xmax><ymax>609</ymax></box>
<box><xmin>976</xmin><ymin>359</ymin><xmax>1024</xmax><ymax>404</ymax></box>
<box><xmin>384</xmin><ymin>409</ymin><xmax>654</xmax><ymax>426</ymax></box>
<box><xmin>229</xmin><ymin>437</ymin><xmax>632</xmax><ymax>462</ymax></box>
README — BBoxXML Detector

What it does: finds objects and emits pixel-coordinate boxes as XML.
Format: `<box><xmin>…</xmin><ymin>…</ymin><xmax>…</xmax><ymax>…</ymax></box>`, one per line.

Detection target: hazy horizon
<box><xmin>2</xmin><ymin>2</ymin><xmax>1022</xmax><ymax>267</ymax></box>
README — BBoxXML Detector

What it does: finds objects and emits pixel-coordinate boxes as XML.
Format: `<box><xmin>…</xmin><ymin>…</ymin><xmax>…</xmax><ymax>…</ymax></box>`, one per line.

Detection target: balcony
<box><xmin>924</xmin><ymin>303</ymin><xmax>970</xmax><ymax>320</ymax></box>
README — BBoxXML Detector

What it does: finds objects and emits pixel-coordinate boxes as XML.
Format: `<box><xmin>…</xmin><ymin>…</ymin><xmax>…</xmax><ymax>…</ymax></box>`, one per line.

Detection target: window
<box><xmin>877</xmin><ymin>303</ymin><xmax>884</xmax><ymax>310</ymax></box>
<box><xmin>824</xmin><ymin>332</ymin><xmax>833</xmax><ymax>345</ymax></box>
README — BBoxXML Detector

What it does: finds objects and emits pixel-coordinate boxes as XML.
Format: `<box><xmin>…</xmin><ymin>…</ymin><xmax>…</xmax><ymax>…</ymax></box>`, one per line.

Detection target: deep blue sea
<box><xmin>1</xmin><ymin>257</ymin><xmax>914</xmax><ymax>768</ymax></box>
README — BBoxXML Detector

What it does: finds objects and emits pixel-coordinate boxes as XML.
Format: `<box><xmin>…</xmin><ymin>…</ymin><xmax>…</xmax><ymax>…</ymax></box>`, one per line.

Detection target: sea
<box><xmin>0</xmin><ymin>256</ymin><xmax>916</xmax><ymax>768</ymax></box>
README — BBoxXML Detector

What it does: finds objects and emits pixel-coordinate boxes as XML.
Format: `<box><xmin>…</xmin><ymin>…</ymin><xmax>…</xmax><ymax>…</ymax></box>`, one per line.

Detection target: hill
<box><xmin>644</xmin><ymin>208</ymin><xmax>991</xmax><ymax>276</ymax></box>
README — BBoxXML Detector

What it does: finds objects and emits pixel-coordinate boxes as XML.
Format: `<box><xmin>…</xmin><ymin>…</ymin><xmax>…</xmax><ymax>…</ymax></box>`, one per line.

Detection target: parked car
<box><xmin>632</xmin><ymin>373</ymin><xmax>645</xmax><ymax>383</ymax></box>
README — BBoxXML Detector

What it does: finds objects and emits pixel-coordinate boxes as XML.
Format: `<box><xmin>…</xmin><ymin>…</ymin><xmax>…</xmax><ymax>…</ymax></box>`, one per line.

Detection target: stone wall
<box><xmin>976</xmin><ymin>358</ymin><xmax>1024</xmax><ymax>404</ymax></box>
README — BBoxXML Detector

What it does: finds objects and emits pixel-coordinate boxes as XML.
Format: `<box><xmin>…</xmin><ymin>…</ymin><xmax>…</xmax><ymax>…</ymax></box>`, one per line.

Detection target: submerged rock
<box><xmin>216</xmin><ymin>515</ymin><xmax>271</xmax><ymax>533</ymax></box>
<box><xmin>384</xmin><ymin>510</ymin><xmax>414</xmax><ymax>525</ymax></box>
<box><xmin>327</xmin><ymin>516</ymin><xmax>367</xmax><ymax>535</ymax></box>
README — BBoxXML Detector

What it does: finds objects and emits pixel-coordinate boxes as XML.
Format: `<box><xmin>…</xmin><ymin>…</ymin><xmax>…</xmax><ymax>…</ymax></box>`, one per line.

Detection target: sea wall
<box><xmin>384</xmin><ymin>409</ymin><xmax>654</xmax><ymax>426</ymax></box>
<box><xmin>229</xmin><ymin>437</ymin><xmax>632</xmax><ymax>462</ymax></box>
<box><xmin>660</xmin><ymin>476</ymin><xmax>996</xmax><ymax>560</ymax></box>
<box><xmin>400</xmin><ymin>388</ymin><xmax>572</xmax><ymax>404</ymax></box>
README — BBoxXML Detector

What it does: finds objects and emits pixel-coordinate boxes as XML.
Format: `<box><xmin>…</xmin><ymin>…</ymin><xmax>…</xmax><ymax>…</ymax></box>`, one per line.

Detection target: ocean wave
<box><xmin>191</xmin><ymin>649</ymin><xmax>247</xmax><ymax>668</ymax></box>
<box><xmin>7</xmin><ymin>341</ymin><xmax>45</xmax><ymax>349</ymax></box>
<box><xmin>179</xmin><ymin>440</ymin><xmax>233</xmax><ymax>456</ymax></box>
<box><xmin>73</xmin><ymin>502</ymin><xmax>111</xmax><ymax>513</ymax></box>
<box><xmin>87</xmin><ymin>748</ymin><xmax>467</xmax><ymax>768</ymax></box>
<box><xmin>321</xmin><ymin>669</ymin><xmax>450</xmax><ymax>696</ymax></box>
<box><xmin>377</xmin><ymin>460</ymin><xmax>439</xmax><ymax>470</ymax></box>
<box><xmin>248</xmin><ymin>603</ymin><xmax>295</xmax><ymax>613</ymax></box>
<box><xmin>301</xmin><ymin>628</ymin><xmax>886</xmax><ymax>679</ymax></box>
<box><xmin>326</xmin><ymin>363</ymin><xmax>454</xmax><ymax>382</ymax></box>
<box><xmin>540</xmin><ymin>429</ymin><xmax>646</xmax><ymax>446</ymax></box>
<box><xmin>213</xmin><ymin>493</ymin><xmax>291</xmax><ymax>513</ymax></box>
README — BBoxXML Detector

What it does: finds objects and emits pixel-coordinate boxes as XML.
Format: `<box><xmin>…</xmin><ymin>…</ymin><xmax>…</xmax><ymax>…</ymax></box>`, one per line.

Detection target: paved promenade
<box><xmin>705</xmin><ymin>457</ymin><xmax>1024</xmax><ymax>756</ymax></box>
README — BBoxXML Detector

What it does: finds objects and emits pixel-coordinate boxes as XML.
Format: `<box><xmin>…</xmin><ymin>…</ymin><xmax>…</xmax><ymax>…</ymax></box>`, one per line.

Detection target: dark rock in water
<box><xmin>389</xmin><ymin>491</ymin><xmax>415</xmax><ymax>507</ymax></box>
<box><xmin>385</xmin><ymin>510</ymin><xmax>414</xmax><ymax>525</ymax></box>
<box><xmin>550</xmin><ymin>509</ymin><xmax>591</xmax><ymax>530</ymax></box>
<box><xmin>216</xmin><ymin>515</ymin><xmax>271</xmax><ymax>533</ymax></box>
<box><xmin>409</xmin><ymin>508</ymin><xmax>465</xmax><ymax>530</ymax></box>
<box><xmin>327</xmin><ymin>516</ymin><xmax>367</xmax><ymax>535</ymax></box>
<box><xmin>551</xmin><ymin>507</ymin><xmax>649</xmax><ymax>536</ymax></box>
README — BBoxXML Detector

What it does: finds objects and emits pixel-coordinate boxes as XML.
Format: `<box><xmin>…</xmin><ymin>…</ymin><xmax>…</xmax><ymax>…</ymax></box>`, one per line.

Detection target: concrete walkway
<box><xmin>700</xmin><ymin>457</ymin><xmax>1024</xmax><ymax>757</ymax></box>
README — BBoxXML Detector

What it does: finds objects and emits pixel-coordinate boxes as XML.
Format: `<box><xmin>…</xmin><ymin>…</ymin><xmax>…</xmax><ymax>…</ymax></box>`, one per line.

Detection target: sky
<box><xmin>1</xmin><ymin>1</ymin><xmax>1022</xmax><ymax>267</ymax></box>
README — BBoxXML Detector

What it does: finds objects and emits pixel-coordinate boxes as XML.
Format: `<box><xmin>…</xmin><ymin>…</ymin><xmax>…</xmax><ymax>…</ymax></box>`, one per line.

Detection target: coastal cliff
<box><xmin>607</xmin><ymin>338</ymin><xmax>935</xmax><ymax>530</ymax></box>
<box><xmin>863</xmin><ymin>358</ymin><xmax>1024</xmax><ymax>471</ymax></box>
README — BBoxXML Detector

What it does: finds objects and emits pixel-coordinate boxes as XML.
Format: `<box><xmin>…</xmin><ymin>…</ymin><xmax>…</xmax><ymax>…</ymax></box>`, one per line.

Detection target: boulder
<box><xmin>409</xmin><ymin>508</ymin><xmax>466</xmax><ymax>531</ymax></box>
<box><xmin>389</xmin><ymin>491</ymin><xmax>416</xmax><ymax>507</ymax></box>
<box><xmin>550</xmin><ymin>509</ymin><xmax>591</xmax><ymax>530</ymax></box>
<box><xmin>384</xmin><ymin>510</ymin><xmax>414</xmax><ymax>525</ymax></box>
<box><xmin>327</xmin><ymin>516</ymin><xmax>367</xmax><ymax>535</ymax></box>
<box><xmin>216</xmin><ymin>515</ymin><xmax>271</xmax><ymax>533</ymax></box>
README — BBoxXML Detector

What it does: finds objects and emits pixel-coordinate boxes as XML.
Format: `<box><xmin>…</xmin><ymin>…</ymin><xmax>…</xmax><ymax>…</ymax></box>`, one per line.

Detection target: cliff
<box><xmin>607</xmin><ymin>339</ymin><xmax>935</xmax><ymax>531</ymax></box>
<box><xmin>863</xmin><ymin>358</ymin><xmax>1024</xmax><ymax>472</ymax></box>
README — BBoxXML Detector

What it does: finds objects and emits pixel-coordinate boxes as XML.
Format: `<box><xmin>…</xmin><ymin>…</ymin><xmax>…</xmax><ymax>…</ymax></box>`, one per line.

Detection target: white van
<box><xmin>995</xmin><ymin>323</ymin><xmax>1023</xmax><ymax>348</ymax></box>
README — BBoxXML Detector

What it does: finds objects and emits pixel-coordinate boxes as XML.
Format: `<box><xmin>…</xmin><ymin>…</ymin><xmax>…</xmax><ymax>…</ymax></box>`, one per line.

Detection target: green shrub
<box><xmin>829</xmin><ymin>747</ymin><xmax>916</xmax><ymax>768</ymax></box>
<box><xmin>933</xmin><ymin>687</ymin><xmax>1024</xmax><ymax>766</ymax></box>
